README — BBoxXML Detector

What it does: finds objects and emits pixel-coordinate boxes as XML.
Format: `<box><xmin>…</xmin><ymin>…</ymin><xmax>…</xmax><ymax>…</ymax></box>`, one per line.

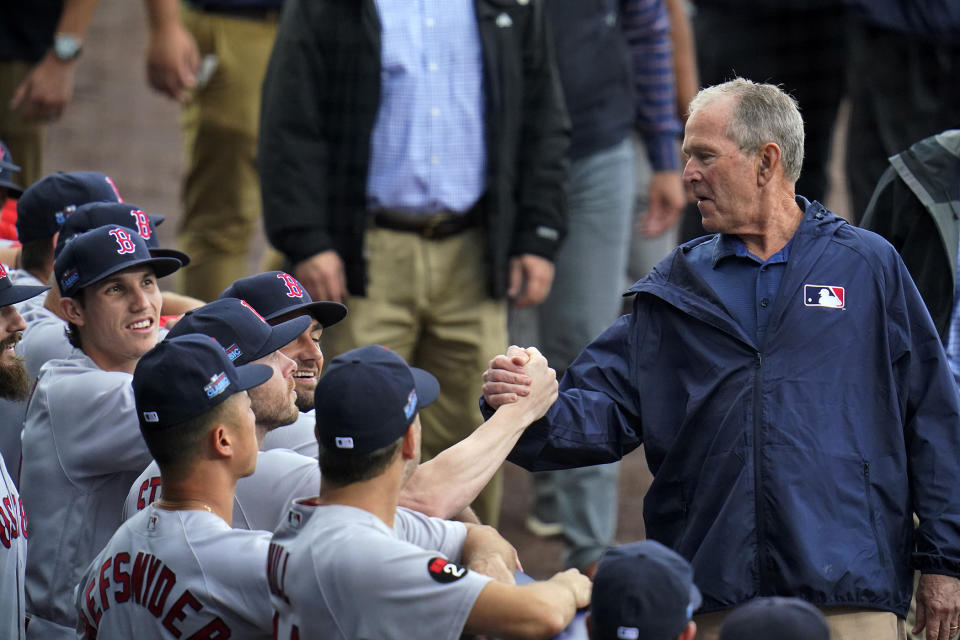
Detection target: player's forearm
<box><xmin>461</xmin><ymin>524</ymin><xmax>518</xmax><ymax>581</ymax></box>
<box><xmin>398</xmin><ymin>405</ymin><xmax>534</xmax><ymax>519</ymax></box>
<box><xmin>465</xmin><ymin>579</ymin><xmax>581</xmax><ymax>639</ymax></box>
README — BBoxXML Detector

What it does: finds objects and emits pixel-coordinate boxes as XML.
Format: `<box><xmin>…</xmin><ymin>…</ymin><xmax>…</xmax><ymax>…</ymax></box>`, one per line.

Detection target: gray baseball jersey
<box><xmin>76</xmin><ymin>505</ymin><xmax>273</xmax><ymax>639</ymax></box>
<box><xmin>20</xmin><ymin>352</ymin><xmax>153</xmax><ymax>638</ymax></box>
<box><xmin>18</xmin><ymin>310</ymin><xmax>73</xmax><ymax>383</ymax></box>
<box><xmin>124</xmin><ymin>449</ymin><xmax>320</xmax><ymax>532</ymax></box>
<box><xmin>0</xmin><ymin>453</ymin><xmax>27</xmax><ymax>639</ymax></box>
<box><xmin>261</xmin><ymin>410</ymin><xmax>318</xmax><ymax>458</ymax></box>
<box><xmin>268</xmin><ymin>503</ymin><xmax>492</xmax><ymax>640</ymax></box>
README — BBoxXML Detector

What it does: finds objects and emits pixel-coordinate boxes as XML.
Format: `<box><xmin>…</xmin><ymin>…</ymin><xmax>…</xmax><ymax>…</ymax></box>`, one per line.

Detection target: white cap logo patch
<box><xmin>617</xmin><ymin>627</ymin><xmax>639</xmax><ymax>640</ymax></box>
<box><xmin>335</xmin><ymin>437</ymin><xmax>355</xmax><ymax>449</ymax></box>
<box><xmin>143</xmin><ymin>411</ymin><xmax>159</xmax><ymax>422</ymax></box>
<box><xmin>804</xmin><ymin>284</ymin><xmax>845</xmax><ymax>309</ymax></box>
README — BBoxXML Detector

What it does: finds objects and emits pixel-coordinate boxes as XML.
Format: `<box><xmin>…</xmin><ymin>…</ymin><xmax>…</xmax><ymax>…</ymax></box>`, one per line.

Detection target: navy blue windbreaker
<box><xmin>505</xmin><ymin>199</ymin><xmax>960</xmax><ymax>615</ymax></box>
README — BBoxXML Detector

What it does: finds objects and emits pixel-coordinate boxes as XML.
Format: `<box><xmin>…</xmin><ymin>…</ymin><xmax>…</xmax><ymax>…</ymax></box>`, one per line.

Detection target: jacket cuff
<box><xmin>913</xmin><ymin>553</ymin><xmax>960</xmax><ymax>580</ymax></box>
<box><xmin>511</xmin><ymin>224</ymin><xmax>563</xmax><ymax>262</ymax></box>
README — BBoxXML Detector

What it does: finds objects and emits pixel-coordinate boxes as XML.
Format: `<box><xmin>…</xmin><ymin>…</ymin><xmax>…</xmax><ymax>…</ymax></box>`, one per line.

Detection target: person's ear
<box><xmin>401</xmin><ymin>419</ymin><xmax>418</xmax><ymax>461</ymax></box>
<box><xmin>60</xmin><ymin>297</ymin><xmax>85</xmax><ymax>326</ymax></box>
<box><xmin>757</xmin><ymin>142</ymin><xmax>782</xmax><ymax>186</ymax></box>
<box><xmin>210</xmin><ymin>424</ymin><xmax>234</xmax><ymax>459</ymax></box>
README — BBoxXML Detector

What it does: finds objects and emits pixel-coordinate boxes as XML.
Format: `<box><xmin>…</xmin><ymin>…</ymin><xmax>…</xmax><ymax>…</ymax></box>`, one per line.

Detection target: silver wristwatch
<box><xmin>52</xmin><ymin>33</ymin><xmax>83</xmax><ymax>62</ymax></box>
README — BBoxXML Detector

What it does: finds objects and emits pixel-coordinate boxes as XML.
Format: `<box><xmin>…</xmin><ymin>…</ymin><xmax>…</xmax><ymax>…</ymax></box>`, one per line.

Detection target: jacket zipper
<box><xmin>753</xmin><ymin>351</ymin><xmax>768</xmax><ymax>593</ymax></box>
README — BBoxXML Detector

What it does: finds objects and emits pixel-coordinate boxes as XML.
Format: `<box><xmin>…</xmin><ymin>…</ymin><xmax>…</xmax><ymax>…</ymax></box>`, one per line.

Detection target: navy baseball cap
<box><xmin>220</xmin><ymin>271</ymin><xmax>346</xmax><ymax>327</ymax></box>
<box><xmin>134</xmin><ymin>334</ymin><xmax>272</xmax><ymax>431</ymax></box>
<box><xmin>719</xmin><ymin>597</ymin><xmax>829</xmax><ymax>640</ymax></box>
<box><xmin>167</xmin><ymin>297</ymin><xmax>311</xmax><ymax>365</ymax></box>
<box><xmin>17</xmin><ymin>171</ymin><xmax>122</xmax><ymax>243</ymax></box>
<box><xmin>0</xmin><ymin>261</ymin><xmax>48</xmax><ymax>308</ymax></box>
<box><xmin>591</xmin><ymin>540</ymin><xmax>702</xmax><ymax>640</ymax></box>
<box><xmin>54</xmin><ymin>201</ymin><xmax>190</xmax><ymax>265</ymax></box>
<box><xmin>314</xmin><ymin>345</ymin><xmax>439</xmax><ymax>455</ymax></box>
<box><xmin>0</xmin><ymin>141</ymin><xmax>23</xmax><ymax>197</ymax></box>
<box><xmin>54</xmin><ymin>224</ymin><xmax>183</xmax><ymax>297</ymax></box>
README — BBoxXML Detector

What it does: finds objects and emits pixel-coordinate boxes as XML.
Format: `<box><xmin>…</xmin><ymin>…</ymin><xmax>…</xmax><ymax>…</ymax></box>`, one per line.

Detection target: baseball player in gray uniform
<box><xmin>0</xmin><ymin>259</ymin><xmax>48</xmax><ymax>640</ymax></box>
<box><xmin>122</xmin><ymin>296</ymin><xmax>318</xmax><ymax>532</ymax></box>
<box><xmin>18</xmin><ymin>224</ymin><xmax>183</xmax><ymax>638</ymax></box>
<box><xmin>269</xmin><ymin>345</ymin><xmax>592</xmax><ymax>640</ymax></box>
<box><xmin>220</xmin><ymin>271</ymin><xmax>347</xmax><ymax>458</ymax></box>
<box><xmin>225</xmin><ymin>270</ymin><xmax>566</xmax><ymax>520</ymax></box>
<box><xmin>0</xmin><ymin>173</ymin><xmax>123</xmax><ymax>480</ymax></box>
<box><xmin>76</xmin><ymin>334</ymin><xmax>276</xmax><ymax>638</ymax></box>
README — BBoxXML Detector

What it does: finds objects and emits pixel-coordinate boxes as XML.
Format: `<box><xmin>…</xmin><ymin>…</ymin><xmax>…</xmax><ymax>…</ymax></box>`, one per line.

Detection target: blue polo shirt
<box><xmin>685</xmin><ymin>233</ymin><xmax>792</xmax><ymax>345</ymax></box>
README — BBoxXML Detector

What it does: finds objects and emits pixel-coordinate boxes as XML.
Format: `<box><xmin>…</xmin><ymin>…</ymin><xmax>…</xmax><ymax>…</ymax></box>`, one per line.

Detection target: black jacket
<box><xmin>259</xmin><ymin>0</ymin><xmax>570</xmax><ymax>298</ymax></box>
<box><xmin>860</xmin><ymin>130</ymin><xmax>960</xmax><ymax>343</ymax></box>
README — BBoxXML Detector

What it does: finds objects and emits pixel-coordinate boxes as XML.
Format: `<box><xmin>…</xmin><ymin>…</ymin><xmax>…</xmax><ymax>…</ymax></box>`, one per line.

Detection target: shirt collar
<box><xmin>710</xmin><ymin>233</ymin><xmax>792</xmax><ymax>268</ymax></box>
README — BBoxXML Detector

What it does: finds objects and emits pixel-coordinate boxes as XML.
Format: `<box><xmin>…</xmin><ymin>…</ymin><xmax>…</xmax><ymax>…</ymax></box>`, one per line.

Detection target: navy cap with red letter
<box><xmin>314</xmin><ymin>345</ymin><xmax>439</xmax><ymax>455</ymax></box>
<box><xmin>220</xmin><ymin>271</ymin><xmax>346</xmax><ymax>328</ymax></box>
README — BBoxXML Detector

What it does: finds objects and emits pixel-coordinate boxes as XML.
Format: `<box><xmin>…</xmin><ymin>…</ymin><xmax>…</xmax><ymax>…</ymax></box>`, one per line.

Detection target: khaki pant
<box><xmin>176</xmin><ymin>4</ymin><xmax>278</xmax><ymax>301</ymax></box>
<box><xmin>322</xmin><ymin>226</ymin><xmax>508</xmax><ymax>525</ymax></box>
<box><xmin>695</xmin><ymin>607</ymin><xmax>906</xmax><ymax>640</ymax></box>
<box><xmin>0</xmin><ymin>59</ymin><xmax>44</xmax><ymax>190</ymax></box>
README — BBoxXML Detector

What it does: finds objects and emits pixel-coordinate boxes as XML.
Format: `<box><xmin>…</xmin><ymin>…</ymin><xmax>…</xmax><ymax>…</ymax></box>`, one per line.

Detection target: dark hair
<box><xmin>140</xmin><ymin>394</ymin><xmax>238</xmax><ymax>476</ymax></box>
<box><xmin>65</xmin><ymin>288</ymin><xmax>86</xmax><ymax>349</ymax></box>
<box><xmin>20</xmin><ymin>237</ymin><xmax>54</xmax><ymax>277</ymax></box>
<box><xmin>317</xmin><ymin>436</ymin><xmax>403</xmax><ymax>487</ymax></box>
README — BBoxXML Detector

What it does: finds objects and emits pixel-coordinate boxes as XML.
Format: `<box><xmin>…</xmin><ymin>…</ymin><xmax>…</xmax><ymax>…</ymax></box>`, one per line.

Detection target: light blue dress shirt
<box><xmin>367</xmin><ymin>0</ymin><xmax>486</xmax><ymax>215</ymax></box>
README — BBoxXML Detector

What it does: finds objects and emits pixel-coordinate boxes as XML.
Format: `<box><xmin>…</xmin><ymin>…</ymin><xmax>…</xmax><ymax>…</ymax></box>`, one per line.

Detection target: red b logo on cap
<box><xmin>277</xmin><ymin>273</ymin><xmax>304</xmax><ymax>298</ymax></box>
<box><xmin>109</xmin><ymin>228</ymin><xmax>137</xmax><ymax>255</ymax></box>
<box><xmin>130</xmin><ymin>210</ymin><xmax>152</xmax><ymax>240</ymax></box>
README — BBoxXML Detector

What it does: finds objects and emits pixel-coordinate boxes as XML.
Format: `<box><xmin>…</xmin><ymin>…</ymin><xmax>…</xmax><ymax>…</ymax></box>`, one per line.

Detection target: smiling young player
<box><xmin>18</xmin><ymin>224</ymin><xmax>183</xmax><ymax>637</ymax></box>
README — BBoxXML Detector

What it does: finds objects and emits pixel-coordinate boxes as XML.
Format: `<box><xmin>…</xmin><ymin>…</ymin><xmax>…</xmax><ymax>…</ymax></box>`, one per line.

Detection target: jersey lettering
<box><xmin>137</xmin><ymin>476</ymin><xmax>163</xmax><ymax>510</ymax></box>
<box><xmin>272</xmin><ymin>613</ymin><xmax>299</xmax><ymax>640</ymax></box>
<box><xmin>87</xmin><ymin>551</ymin><xmax>233</xmax><ymax>637</ymax></box>
<box><xmin>277</xmin><ymin>273</ymin><xmax>304</xmax><ymax>298</ymax></box>
<box><xmin>130</xmin><ymin>209</ymin><xmax>153</xmax><ymax>239</ymax></box>
<box><xmin>0</xmin><ymin>494</ymin><xmax>23</xmax><ymax>548</ymax></box>
<box><xmin>267</xmin><ymin>543</ymin><xmax>291</xmax><ymax>604</ymax></box>
<box><xmin>109</xmin><ymin>228</ymin><xmax>137</xmax><ymax>254</ymax></box>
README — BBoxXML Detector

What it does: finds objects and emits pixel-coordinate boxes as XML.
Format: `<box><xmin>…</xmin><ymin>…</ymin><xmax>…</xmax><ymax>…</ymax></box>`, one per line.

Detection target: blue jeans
<box><xmin>511</xmin><ymin>137</ymin><xmax>635</xmax><ymax>569</ymax></box>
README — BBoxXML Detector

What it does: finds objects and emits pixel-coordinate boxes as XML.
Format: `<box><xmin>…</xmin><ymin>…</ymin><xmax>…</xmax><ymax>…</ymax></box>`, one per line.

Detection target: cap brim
<box><xmin>252</xmin><ymin>314</ymin><xmax>311</xmax><ymax>360</ymax></box>
<box><xmin>0</xmin><ymin>284</ymin><xmax>49</xmax><ymax>307</ymax></box>
<box><xmin>269</xmin><ymin>300</ymin><xmax>348</xmax><ymax>328</ymax></box>
<box><xmin>234</xmin><ymin>362</ymin><xmax>274</xmax><ymax>392</ymax></box>
<box><xmin>411</xmin><ymin>367</ymin><xmax>439</xmax><ymax>409</ymax></box>
<box><xmin>76</xmin><ymin>256</ymin><xmax>182</xmax><ymax>293</ymax></box>
<box><xmin>0</xmin><ymin>178</ymin><xmax>22</xmax><ymax>197</ymax></box>
<box><xmin>150</xmin><ymin>247</ymin><xmax>191</xmax><ymax>267</ymax></box>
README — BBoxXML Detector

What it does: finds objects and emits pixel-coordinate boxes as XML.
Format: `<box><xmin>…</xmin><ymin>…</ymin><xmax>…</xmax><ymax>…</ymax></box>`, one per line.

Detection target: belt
<box><xmin>371</xmin><ymin>207</ymin><xmax>479</xmax><ymax>240</ymax></box>
<box><xmin>188</xmin><ymin>3</ymin><xmax>280</xmax><ymax>21</ymax></box>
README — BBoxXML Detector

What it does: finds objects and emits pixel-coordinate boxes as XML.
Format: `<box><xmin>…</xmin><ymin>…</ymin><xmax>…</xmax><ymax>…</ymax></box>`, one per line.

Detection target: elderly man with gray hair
<box><xmin>482</xmin><ymin>77</ymin><xmax>960</xmax><ymax>640</ymax></box>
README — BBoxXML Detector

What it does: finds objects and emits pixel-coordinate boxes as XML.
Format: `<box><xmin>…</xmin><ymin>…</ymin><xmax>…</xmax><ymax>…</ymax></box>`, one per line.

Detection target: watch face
<box><xmin>54</xmin><ymin>35</ymin><xmax>82</xmax><ymax>61</ymax></box>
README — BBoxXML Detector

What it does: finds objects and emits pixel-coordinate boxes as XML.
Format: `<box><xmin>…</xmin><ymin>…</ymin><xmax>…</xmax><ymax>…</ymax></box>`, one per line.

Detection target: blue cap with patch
<box><xmin>54</xmin><ymin>224</ymin><xmax>182</xmax><ymax>297</ymax></box>
<box><xmin>167</xmin><ymin>297</ymin><xmax>310</xmax><ymax>365</ymax></box>
<box><xmin>134</xmin><ymin>333</ymin><xmax>272</xmax><ymax>431</ymax></box>
<box><xmin>16</xmin><ymin>171</ymin><xmax>122</xmax><ymax>242</ymax></box>
<box><xmin>314</xmin><ymin>345</ymin><xmax>439</xmax><ymax>455</ymax></box>
<box><xmin>54</xmin><ymin>201</ymin><xmax>190</xmax><ymax>265</ymax></box>
<box><xmin>220</xmin><ymin>271</ymin><xmax>346</xmax><ymax>328</ymax></box>
<box><xmin>591</xmin><ymin>540</ymin><xmax>702</xmax><ymax>640</ymax></box>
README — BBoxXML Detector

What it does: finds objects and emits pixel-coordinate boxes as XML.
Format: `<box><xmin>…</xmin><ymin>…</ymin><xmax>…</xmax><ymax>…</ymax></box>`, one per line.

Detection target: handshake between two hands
<box><xmin>481</xmin><ymin>345</ymin><xmax>558</xmax><ymax>419</ymax></box>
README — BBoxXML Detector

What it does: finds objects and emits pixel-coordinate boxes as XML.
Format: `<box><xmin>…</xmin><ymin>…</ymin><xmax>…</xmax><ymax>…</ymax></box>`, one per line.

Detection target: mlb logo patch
<box><xmin>804</xmin><ymin>284</ymin><xmax>844</xmax><ymax>309</ymax></box>
<box><xmin>335</xmin><ymin>436</ymin><xmax>355</xmax><ymax>449</ymax></box>
<box><xmin>143</xmin><ymin>411</ymin><xmax>159</xmax><ymax>422</ymax></box>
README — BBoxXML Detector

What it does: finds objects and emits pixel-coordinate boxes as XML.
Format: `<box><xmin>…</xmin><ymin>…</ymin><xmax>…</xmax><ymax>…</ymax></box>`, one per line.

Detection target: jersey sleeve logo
<box><xmin>427</xmin><ymin>557</ymin><xmax>468</xmax><ymax>583</ymax></box>
<box><xmin>803</xmin><ymin>284</ymin><xmax>844</xmax><ymax>309</ymax></box>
